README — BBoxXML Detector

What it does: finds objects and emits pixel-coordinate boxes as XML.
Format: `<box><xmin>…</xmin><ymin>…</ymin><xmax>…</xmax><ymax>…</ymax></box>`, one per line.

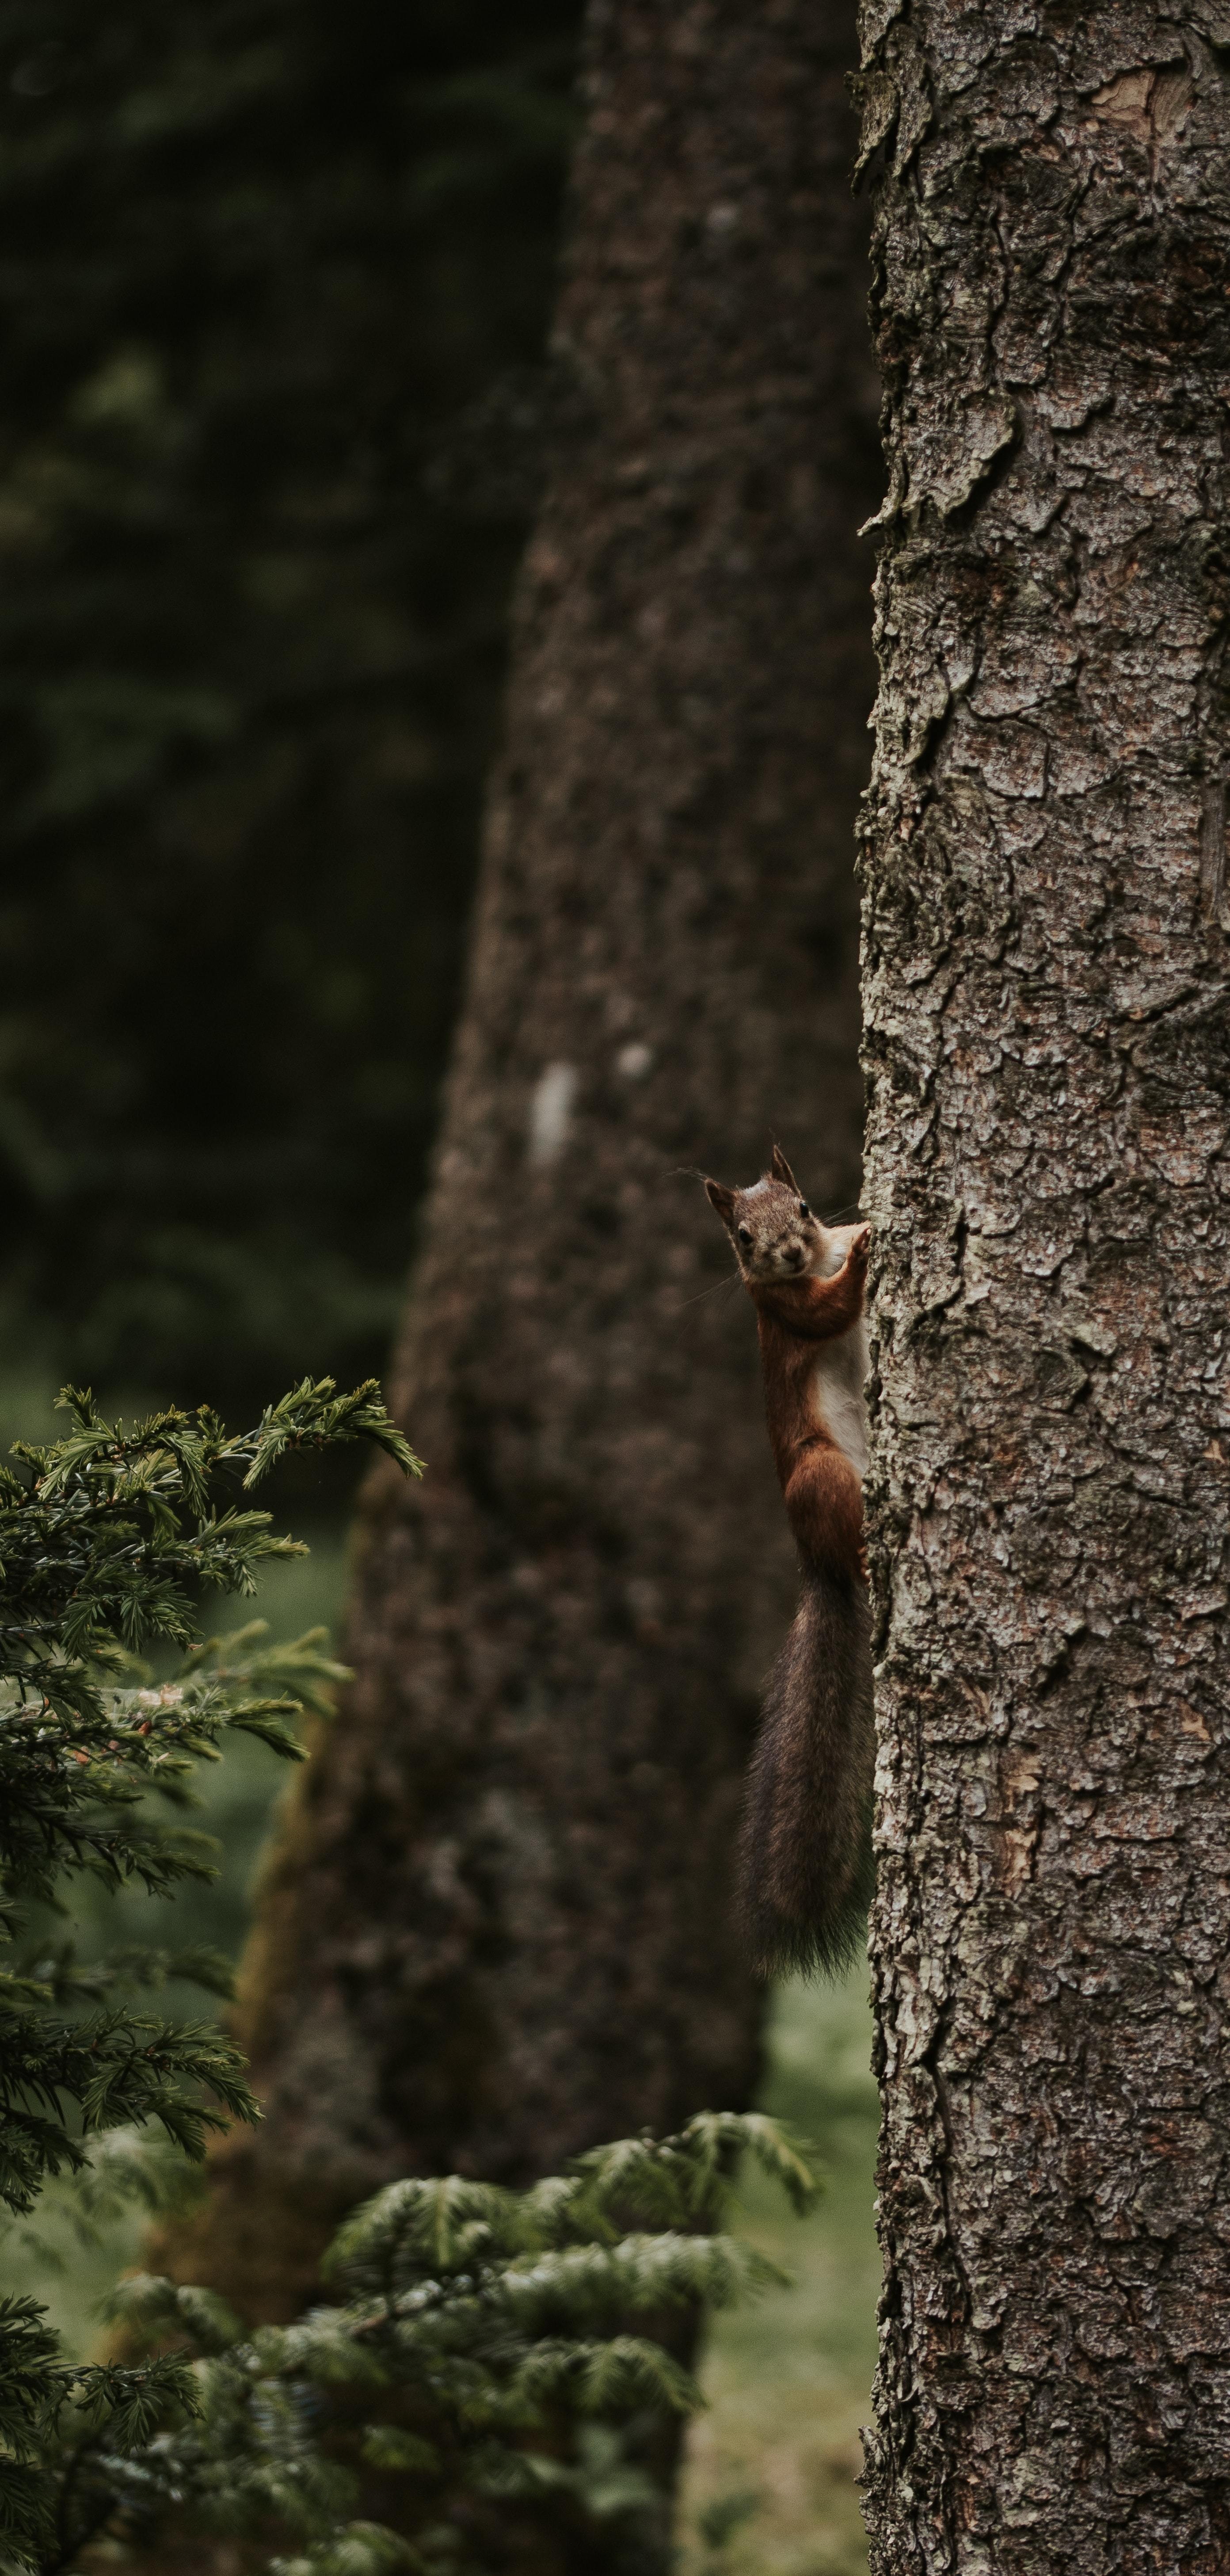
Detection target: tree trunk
<box><xmin>857</xmin><ymin>5</ymin><xmax>1230</xmax><ymax>2569</ymax></box>
<box><xmin>170</xmin><ymin>0</ymin><xmax>880</xmax><ymax>2324</ymax></box>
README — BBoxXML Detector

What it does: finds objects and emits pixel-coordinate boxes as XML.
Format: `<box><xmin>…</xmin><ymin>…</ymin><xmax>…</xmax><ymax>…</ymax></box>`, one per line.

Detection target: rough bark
<box><xmin>857</xmin><ymin>6</ymin><xmax>1230</xmax><ymax>2569</ymax></box>
<box><xmin>168</xmin><ymin>0</ymin><xmax>880</xmax><ymax>2324</ymax></box>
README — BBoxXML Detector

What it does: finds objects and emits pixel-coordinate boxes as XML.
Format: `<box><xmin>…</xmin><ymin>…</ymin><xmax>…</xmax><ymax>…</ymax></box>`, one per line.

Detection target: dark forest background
<box><xmin>0</xmin><ymin>16</ymin><xmax>883</xmax><ymax>2566</ymax></box>
<box><xmin>0</xmin><ymin>0</ymin><xmax>581</xmax><ymax>1428</ymax></box>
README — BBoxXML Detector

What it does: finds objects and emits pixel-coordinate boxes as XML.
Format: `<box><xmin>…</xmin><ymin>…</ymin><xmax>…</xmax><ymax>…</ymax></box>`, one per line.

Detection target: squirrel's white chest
<box><xmin>812</xmin><ymin>1320</ymin><xmax>869</xmax><ymax>1480</ymax></box>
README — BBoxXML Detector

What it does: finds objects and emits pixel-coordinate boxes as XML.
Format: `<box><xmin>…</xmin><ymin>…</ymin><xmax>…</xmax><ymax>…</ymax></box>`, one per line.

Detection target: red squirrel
<box><xmin>705</xmin><ymin>1146</ymin><xmax>874</xmax><ymax>1977</ymax></box>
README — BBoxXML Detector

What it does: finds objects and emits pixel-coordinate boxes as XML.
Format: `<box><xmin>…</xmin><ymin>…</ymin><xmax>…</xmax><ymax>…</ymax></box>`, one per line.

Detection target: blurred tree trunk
<box><xmin>857</xmin><ymin>5</ymin><xmax>1230</xmax><ymax>2568</ymax></box>
<box><xmin>169</xmin><ymin>0</ymin><xmax>879</xmax><ymax>2321</ymax></box>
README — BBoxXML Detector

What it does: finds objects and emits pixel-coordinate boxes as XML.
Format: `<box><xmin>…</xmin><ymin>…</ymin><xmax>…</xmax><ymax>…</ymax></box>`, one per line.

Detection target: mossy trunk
<box><xmin>164</xmin><ymin>0</ymin><xmax>879</xmax><ymax>2327</ymax></box>
<box><xmin>857</xmin><ymin>3</ymin><xmax>1230</xmax><ymax>2565</ymax></box>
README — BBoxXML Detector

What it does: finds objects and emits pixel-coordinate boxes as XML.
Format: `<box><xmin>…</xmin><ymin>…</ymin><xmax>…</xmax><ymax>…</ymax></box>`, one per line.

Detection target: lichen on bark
<box><xmin>857</xmin><ymin>4</ymin><xmax>1230</xmax><ymax>2568</ymax></box>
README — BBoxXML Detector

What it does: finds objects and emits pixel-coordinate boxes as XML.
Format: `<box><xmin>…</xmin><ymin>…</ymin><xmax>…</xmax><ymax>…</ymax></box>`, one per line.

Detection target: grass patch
<box><xmin>676</xmin><ymin>1966</ymin><xmax>880</xmax><ymax>2576</ymax></box>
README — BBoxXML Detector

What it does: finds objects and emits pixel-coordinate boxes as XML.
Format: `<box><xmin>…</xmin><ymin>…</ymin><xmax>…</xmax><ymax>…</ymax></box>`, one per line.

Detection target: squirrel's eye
<box><xmin>799</xmin><ymin>1200</ymin><xmax>811</xmax><ymax>1219</ymax></box>
<box><xmin>737</xmin><ymin>1225</ymin><xmax>752</xmax><ymax>1248</ymax></box>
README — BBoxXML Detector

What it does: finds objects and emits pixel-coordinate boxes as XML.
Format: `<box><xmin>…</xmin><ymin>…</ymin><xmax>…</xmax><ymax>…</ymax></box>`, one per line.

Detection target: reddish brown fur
<box><xmin>704</xmin><ymin>1156</ymin><xmax>874</xmax><ymax>1975</ymax></box>
<box><xmin>751</xmin><ymin>1244</ymin><xmax>869</xmax><ymax>1583</ymax></box>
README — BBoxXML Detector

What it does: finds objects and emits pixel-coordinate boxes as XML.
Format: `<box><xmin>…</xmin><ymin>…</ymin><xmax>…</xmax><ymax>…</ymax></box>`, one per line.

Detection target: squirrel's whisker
<box><xmin>678</xmin><ymin>1271</ymin><xmax>743</xmax><ymax>1309</ymax></box>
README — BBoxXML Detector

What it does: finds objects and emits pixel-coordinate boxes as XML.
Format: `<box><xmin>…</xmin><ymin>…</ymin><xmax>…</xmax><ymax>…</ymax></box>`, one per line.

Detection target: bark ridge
<box><xmin>858</xmin><ymin>5</ymin><xmax>1230</xmax><ymax>2568</ymax></box>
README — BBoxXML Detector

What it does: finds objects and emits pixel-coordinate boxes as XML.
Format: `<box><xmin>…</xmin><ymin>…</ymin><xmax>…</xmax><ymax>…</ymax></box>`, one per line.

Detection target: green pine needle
<box><xmin>0</xmin><ymin>1379</ymin><xmax>420</xmax><ymax>2571</ymax></box>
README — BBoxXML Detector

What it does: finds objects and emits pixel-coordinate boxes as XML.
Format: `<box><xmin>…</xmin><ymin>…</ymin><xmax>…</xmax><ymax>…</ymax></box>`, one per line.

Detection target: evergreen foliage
<box><xmin>0</xmin><ymin>0</ymin><xmax>581</xmax><ymax>1409</ymax></box>
<box><xmin>0</xmin><ymin>1379</ymin><xmax>421</xmax><ymax>2572</ymax></box>
<box><xmin>100</xmin><ymin>2113</ymin><xmax>817</xmax><ymax>2576</ymax></box>
<box><xmin>0</xmin><ymin>1384</ymin><xmax>819</xmax><ymax>2575</ymax></box>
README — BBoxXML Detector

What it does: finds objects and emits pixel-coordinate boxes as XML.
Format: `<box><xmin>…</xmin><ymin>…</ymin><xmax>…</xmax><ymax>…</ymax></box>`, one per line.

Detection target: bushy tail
<box><xmin>738</xmin><ymin>1563</ymin><xmax>875</xmax><ymax>1979</ymax></box>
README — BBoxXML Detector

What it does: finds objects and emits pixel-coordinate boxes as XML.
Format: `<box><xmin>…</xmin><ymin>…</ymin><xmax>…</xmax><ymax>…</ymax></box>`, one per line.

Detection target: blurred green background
<box><xmin>0</xmin><ymin>7</ymin><xmax>879</xmax><ymax>2563</ymax></box>
<box><xmin>0</xmin><ymin>0</ymin><xmax>578</xmax><ymax>1428</ymax></box>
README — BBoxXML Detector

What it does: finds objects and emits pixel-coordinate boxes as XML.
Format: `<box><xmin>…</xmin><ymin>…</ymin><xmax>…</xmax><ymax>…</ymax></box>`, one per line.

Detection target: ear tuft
<box><xmin>769</xmin><ymin>1144</ymin><xmax>799</xmax><ymax>1192</ymax></box>
<box><xmin>704</xmin><ymin>1178</ymin><xmax>738</xmax><ymax>1232</ymax></box>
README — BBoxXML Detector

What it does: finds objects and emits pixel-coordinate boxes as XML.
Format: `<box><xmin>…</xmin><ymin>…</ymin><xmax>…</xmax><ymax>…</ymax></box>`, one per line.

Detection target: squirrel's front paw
<box><xmin>848</xmin><ymin>1224</ymin><xmax>871</xmax><ymax>1265</ymax></box>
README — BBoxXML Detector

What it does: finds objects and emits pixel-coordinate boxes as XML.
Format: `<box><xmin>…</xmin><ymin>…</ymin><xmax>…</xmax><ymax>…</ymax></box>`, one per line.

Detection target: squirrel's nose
<box><xmin>785</xmin><ymin>1243</ymin><xmax>804</xmax><ymax>1269</ymax></box>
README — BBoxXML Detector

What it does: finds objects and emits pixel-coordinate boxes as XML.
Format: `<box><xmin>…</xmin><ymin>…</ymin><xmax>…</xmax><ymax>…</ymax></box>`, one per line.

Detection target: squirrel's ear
<box><xmin>704</xmin><ymin>1178</ymin><xmax>738</xmax><ymax>1232</ymax></box>
<box><xmin>770</xmin><ymin>1144</ymin><xmax>799</xmax><ymax>1192</ymax></box>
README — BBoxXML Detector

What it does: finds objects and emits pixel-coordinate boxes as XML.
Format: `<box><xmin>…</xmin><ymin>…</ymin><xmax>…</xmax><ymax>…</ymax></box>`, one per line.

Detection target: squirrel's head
<box><xmin>704</xmin><ymin>1147</ymin><xmax>844</xmax><ymax>1284</ymax></box>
